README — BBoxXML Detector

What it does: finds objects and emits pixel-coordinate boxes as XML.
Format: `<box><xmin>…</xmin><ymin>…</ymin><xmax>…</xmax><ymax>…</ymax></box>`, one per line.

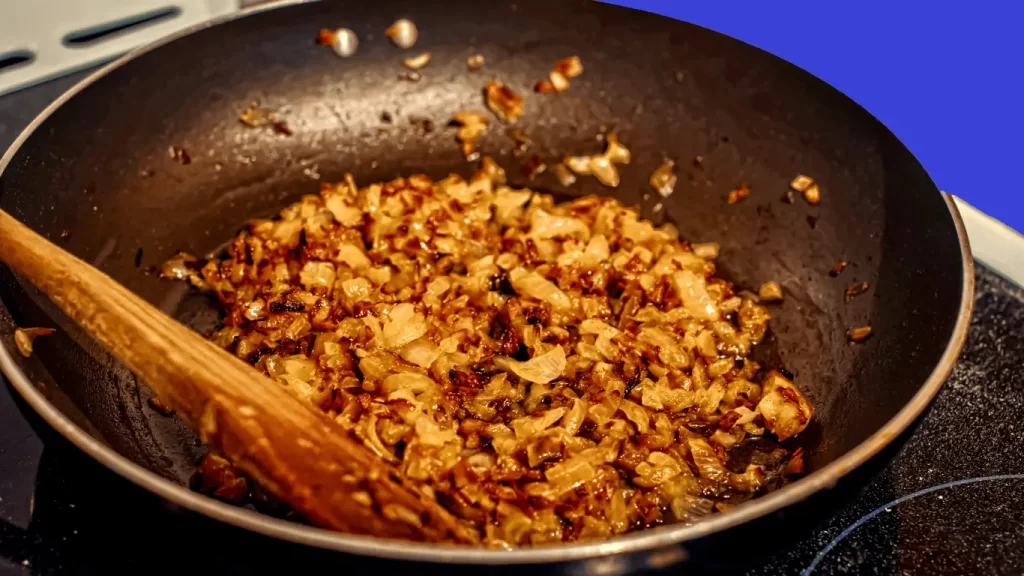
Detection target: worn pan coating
<box><xmin>0</xmin><ymin>0</ymin><xmax>972</xmax><ymax>570</ymax></box>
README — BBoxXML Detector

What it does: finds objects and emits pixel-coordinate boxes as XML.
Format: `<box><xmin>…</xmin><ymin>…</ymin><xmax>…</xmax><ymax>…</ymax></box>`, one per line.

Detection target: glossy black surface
<box><xmin>0</xmin><ymin>0</ymin><xmax>967</xmax><ymax>569</ymax></box>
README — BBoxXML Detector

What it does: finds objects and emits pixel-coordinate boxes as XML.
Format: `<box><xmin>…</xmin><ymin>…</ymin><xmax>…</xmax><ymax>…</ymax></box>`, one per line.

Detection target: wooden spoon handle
<box><xmin>0</xmin><ymin>209</ymin><xmax>475</xmax><ymax>544</ymax></box>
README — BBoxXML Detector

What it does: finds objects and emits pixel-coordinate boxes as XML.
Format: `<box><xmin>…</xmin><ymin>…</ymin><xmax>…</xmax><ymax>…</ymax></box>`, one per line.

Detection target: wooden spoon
<box><xmin>0</xmin><ymin>208</ymin><xmax>476</xmax><ymax>544</ymax></box>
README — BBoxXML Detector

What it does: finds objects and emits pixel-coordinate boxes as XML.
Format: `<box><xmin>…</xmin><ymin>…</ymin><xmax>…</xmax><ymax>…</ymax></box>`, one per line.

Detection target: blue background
<box><xmin>610</xmin><ymin>1</ymin><xmax>1024</xmax><ymax>233</ymax></box>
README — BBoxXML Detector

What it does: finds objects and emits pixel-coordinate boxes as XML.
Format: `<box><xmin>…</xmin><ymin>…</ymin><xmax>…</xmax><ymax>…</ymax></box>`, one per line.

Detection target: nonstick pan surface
<box><xmin>0</xmin><ymin>0</ymin><xmax>972</xmax><ymax>568</ymax></box>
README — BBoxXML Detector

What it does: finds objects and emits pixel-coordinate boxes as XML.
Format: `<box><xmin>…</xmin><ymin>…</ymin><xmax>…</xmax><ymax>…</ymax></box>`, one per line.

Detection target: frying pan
<box><xmin>0</xmin><ymin>0</ymin><xmax>973</xmax><ymax>571</ymax></box>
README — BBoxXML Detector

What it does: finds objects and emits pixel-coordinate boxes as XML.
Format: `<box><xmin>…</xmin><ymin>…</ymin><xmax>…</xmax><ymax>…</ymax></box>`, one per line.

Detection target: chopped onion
<box><xmin>272</xmin><ymin>218</ymin><xmax>303</xmax><ymax>248</ymax></box>
<box><xmin>385</xmin><ymin>18</ymin><xmax>417</xmax><ymax>49</ymax></box>
<box><xmin>399</xmin><ymin>338</ymin><xmax>441</xmax><ymax>369</ymax></box>
<box><xmin>545</xmin><ymin>456</ymin><xmax>596</xmax><ymax>493</ymax></box>
<box><xmin>336</xmin><ymin>243</ymin><xmax>371</xmax><ymax>270</ymax></box>
<box><xmin>503</xmin><ymin>345</ymin><xmax>566</xmax><ymax>384</ymax></box>
<box><xmin>549</xmin><ymin>70</ymin><xmax>570</xmax><ymax>92</ymax></box>
<box><xmin>642</xmin><ymin>377</ymin><xmax>696</xmax><ymax>413</ymax></box>
<box><xmin>691</xmin><ymin>242</ymin><xmax>720</xmax><ymax>260</ymax></box>
<box><xmin>480</xmin><ymin>156</ymin><xmax>507</xmax><ymax>186</ymax></box>
<box><xmin>790</xmin><ymin>174</ymin><xmax>814</xmax><ymax>192</ymax></box>
<box><xmin>466</xmin><ymin>373</ymin><xmax>517</xmax><ymax>421</ymax></box>
<box><xmin>827</xmin><ymin>260</ymin><xmax>851</xmax><ymax>278</ymax></box>
<box><xmin>803</xmin><ymin>183</ymin><xmax>821</xmax><ymax>204</ymax></box>
<box><xmin>318</xmin><ymin>28</ymin><xmax>358</xmax><ymax>58</ymax></box>
<box><xmin>584</xmin><ymin>234</ymin><xmax>610</xmax><ymax>262</ymax></box>
<box><xmin>529</xmin><ymin>209</ymin><xmax>590</xmax><ymax>241</ymax></box>
<box><xmin>414</xmin><ymin>415</ymin><xmax>457</xmax><ymax>447</ymax></box>
<box><xmin>670</xmin><ymin>270</ymin><xmax>720</xmax><ymax>321</ymax></box>
<box><xmin>552</xmin><ymin>163</ymin><xmax>576</xmax><ymax>187</ymax></box>
<box><xmin>382</xmin><ymin>302</ymin><xmax>428</xmax><ymax>349</ymax></box>
<box><xmin>534</xmin><ymin>79</ymin><xmax>557</xmax><ymax>94</ymax></box>
<box><xmin>595</xmin><ymin>334</ymin><xmax>620</xmax><ymax>361</ymax></box>
<box><xmin>756</xmin><ymin>370</ymin><xmax>813</xmax><ymax>440</ymax></box>
<box><xmin>603</xmin><ymin>134</ymin><xmax>631</xmax><ymax>164</ymax></box>
<box><xmin>493</xmin><ymin>188</ymin><xmax>532</xmax><ymax>225</ymax></box>
<box><xmin>14</xmin><ymin>327</ymin><xmax>55</xmax><ymax>357</ymax></box>
<box><xmin>159</xmin><ymin>252</ymin><xmax>198</xmax><ymax>281</ymax></box>
<box><xmin>402</xmin><ymin>52</ymin><xmax>431</xmax><ymax>70</ymax></box>
<box><xmin>239</xmin><ymin>106</ymin><xmax>278</xmax><ymax>128</ymax></box>
<box><xmin>467</xmin><ymin>451</ymin><xmax>496</xmax><ymax>470</ymax></box>
<box><xmin>467</xmin><ymin>54</ymin><xmax>485</xmax><ymax>71</ymax></box>
<box><xmin>638</xmin><ymin>327</ymin><xmax>689</xmax><ymax>368</ymax></box>
<box><xmin>696</xmin><ymin>380</ymin><xmax>726</xmax><ymax>416</ymax></box>
<box><xmin>564</xmin><ymin>156</ymin><xmax>592</xmax><ymax>175</ymax></box>
<box><xmin>650</xmin><ymin>159</ymin><xmax>677</xmax><ymax>198</ymax></box>
<box><xmin>426</xmin><ymin>276</ymin><xmax>452</xmax><ymax>298</ymax></box>
<box><xmin>360</xmin><ymin>415</ymin><xmax>398</xmax><ymax>462</ymax></box>
<box><xmin>589</xmin><ymin>155</ymin><xmax>620</xmax><ymax>187</ymax></box>
<box><xmin>695</xmin><ymin>330</ymin><xmax>718</xmax><ymax>358</ymax></box>
<box><xmin>340</xmin><ymin>277</ymin><xmax>372</xmax><ymax>305</ymax></box>
<box><xmin>451</xmin><ymin>111</ymin><xmax>489</xmax><ymax>159</ymax></box>
<box><xmin>652</xmin><ymin>251</ymin><xmax>709</xmax><ymax>276</ymax></box>
<box><xmin>281</xmin><ymin>355</ymin><xmax>315</xmax><ymax>381</ymax></box>
<box><xmin>527</xmin><ymin>436</ymin><xmax>565</xmax><ymax>468</ymax></box>
<box><xmin>580</xmin><ymin>318</ymin><xmax>619</xmax><ymax>339</ymax></box>
<box><xmin>560</xmin><ymin>398</ymin><xmax>588</xmax><ymax>435</ymax></box>
<box><xmin>276</xmin><ymin>355</ymin><xmax>324</xmax><ymax>404</ymax></box>
<box><xmin>707</xmin><ymin>357</ymin><xmax>734</xmax><ymax>378</ymax></box>
<box><xmin>686</xmin><ymin>437</ymin><xmax>729</xmax><ymax>483</ymax></box>
<box><xmin>511</xmin><ymin>406</ymin><xmax>567</xmax><ymax>439</ymax></box>
<box><xmin>381</xmin><ymin>372</ymin><xmax>437</xmax><ymax>397</ymax></box>
<box><xmin>324</xmin><ymin>196</ymin><xmax>363</xmax><ymax>226</ymax></box>
<box><xmin>730</xmin><ymin>464</ymin><xmax>765</xmax><ymax>492</ymax></box>
<box><xmin>618</xmin><ymin>399</ymin><xmax>650</xmax><ymax>434</ymax></box>
<box><xmin>634</xmin><ymin>451</ymin><xmax>683</xmax><ymax>487</ymax></box>
<box><xmin>484</xmin><ymin>80</ymin><xmax>524</xmax><ymax>123</ymax></box>
<box><xmin>758</xmin><ymin>281</ymin><xmax>784</xmax><ymax>301</ymax></box>
<box><xmin>451</xmin><ymin>111</ymin><xmax>489</xmax><ymax>131</ymax></box>
<box><xmin>727</xmin><ymin>183</ymin><xmax>750</xmax><ymax>204</ymax></box>
<box><xmin>299</xmin><ymin>261</ymin><xmax>336</xmax><ymax>292</ymax></box>
<box><xmin>554</xmin><ymin>56</ymin><xmax>584</xmax><ymax>78</ymax></box>
<box><xmin>508</xmin><ymin>268</ymin><xmax>572</xmax><ymax>310</ymax></box>
<box><xmin>847</xmin><ymin>325</ymin><xmax>873</xmax><ymax>343</ymax></box>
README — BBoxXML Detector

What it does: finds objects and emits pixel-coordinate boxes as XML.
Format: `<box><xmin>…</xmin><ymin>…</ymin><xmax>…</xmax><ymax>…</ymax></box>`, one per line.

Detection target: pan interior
<box><xmin>0</xmin><ymin>0</ymin><xmax>964</xmax><ymax>548</ymax></box>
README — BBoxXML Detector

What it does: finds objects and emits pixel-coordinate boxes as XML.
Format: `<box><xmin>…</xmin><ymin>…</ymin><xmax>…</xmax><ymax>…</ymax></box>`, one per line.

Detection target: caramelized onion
<box><xmin>165</xmin><ymin>168</ymin><xmax>811</xmax><ymax>545</ymax></box>
<box><xmin>14</xmin><ymin>327</ymin><xmax>55</xmax><ymax>357</ymax></box>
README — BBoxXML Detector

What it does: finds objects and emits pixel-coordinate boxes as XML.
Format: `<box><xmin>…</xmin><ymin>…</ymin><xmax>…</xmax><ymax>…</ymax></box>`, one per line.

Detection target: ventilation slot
<box><xmin>62</xmin><ymin>6</ymin><xmax>182</xmax><ymax>48</ymax></box>
<box><xmin>0</xmin><ymin>50</ymin><xmax>36</xmax><ymax>73</ymax></box>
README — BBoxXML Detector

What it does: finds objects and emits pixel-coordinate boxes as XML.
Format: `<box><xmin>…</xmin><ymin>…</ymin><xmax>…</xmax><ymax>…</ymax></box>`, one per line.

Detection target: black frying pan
<box><xmin>0</xmin><ymin>0</ymin><xmax>972</xmax><ymax>571</ymax></box>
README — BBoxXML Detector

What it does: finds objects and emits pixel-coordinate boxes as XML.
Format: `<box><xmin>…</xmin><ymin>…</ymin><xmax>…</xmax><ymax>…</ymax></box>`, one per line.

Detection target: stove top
<box><xmin>751</xmin><ymin>268</ymin><xmax>1024</xmax><ymax>575</ymax></box>
<box><xmin>2</xmin><ymin>74</ymin><xmax>1024</xmax><ymax>576</ymax></box>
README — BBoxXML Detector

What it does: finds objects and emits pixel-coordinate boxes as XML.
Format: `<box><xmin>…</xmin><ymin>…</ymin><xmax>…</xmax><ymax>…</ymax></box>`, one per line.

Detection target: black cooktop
<box><xmin>2</xmin><ymin>75</ymin><xmax>1024</xmax><ymax>576</ymax></box>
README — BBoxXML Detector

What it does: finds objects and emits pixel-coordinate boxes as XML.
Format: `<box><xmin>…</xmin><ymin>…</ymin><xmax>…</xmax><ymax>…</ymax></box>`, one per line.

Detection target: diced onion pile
<box><xmin>167</xmin><ymin>159</ymin><xmax>813</xmax><ymax>546</ymax></box>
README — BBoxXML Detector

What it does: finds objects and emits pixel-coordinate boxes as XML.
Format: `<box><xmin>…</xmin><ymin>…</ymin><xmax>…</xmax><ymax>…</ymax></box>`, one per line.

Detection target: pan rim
<box><xmin>0</xmin><ymin>0</ymin><xmax>976</xmax><ymax>565</ymax></box>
